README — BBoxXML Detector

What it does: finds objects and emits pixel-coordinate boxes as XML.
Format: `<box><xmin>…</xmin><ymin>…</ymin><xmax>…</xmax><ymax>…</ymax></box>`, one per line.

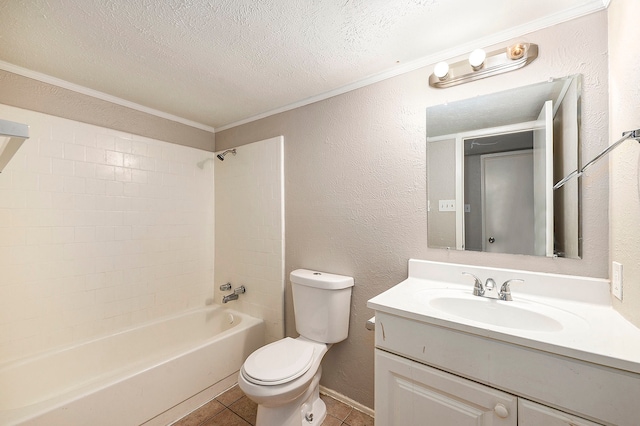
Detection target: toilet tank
<box><xmin>290</xmin><ymin>269</ymin><xmax>354</xmax><ymax>344</ymax></box>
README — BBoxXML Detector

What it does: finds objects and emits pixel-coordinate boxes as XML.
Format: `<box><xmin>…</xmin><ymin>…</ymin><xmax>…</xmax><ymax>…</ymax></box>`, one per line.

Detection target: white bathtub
<box><xmin>0</xmin><ymin>305</ymin><xmax>264</xmax><ymax>426</ymax></box>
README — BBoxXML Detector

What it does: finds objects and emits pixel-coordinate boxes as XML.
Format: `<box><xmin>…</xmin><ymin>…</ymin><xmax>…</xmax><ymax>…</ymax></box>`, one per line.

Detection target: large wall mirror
<box><xmin>427</xmin><ymin>75</ymin><xmax>581</xmax><ymax>258</ymax></box>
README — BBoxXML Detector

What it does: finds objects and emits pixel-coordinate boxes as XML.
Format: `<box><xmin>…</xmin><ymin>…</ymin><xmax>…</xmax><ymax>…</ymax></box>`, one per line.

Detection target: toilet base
<box><xmin>255</xmin><ymin>368</ymin><xmax>326</xmax><ymax>426</ymax></box>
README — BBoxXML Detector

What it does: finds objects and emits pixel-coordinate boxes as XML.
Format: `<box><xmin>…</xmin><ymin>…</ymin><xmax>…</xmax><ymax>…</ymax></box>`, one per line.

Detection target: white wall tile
<box><xmin>215</xmin><ymin>136</ymin><xmax>284</xmax><ymax>344</ymax></box>
<box><xmin>0</xmin><ymin>104</ymin><xmax>215</xmax><ymax>363</ymax></box>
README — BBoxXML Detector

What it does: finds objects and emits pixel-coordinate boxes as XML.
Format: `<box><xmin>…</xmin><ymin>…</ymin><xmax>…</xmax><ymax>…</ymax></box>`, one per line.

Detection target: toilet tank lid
<box><xmin>290</xmin><ymin>269</ymin><xmax>354</xmax><ymax>290</ymax></box>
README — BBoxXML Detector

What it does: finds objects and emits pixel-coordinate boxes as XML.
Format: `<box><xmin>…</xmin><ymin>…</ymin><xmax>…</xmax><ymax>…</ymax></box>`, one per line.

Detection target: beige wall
<box><xmin>0</xmin><ymin>70</ymin><xmax>215</xmax><ymax>151</ymax></box>
<box><xmin>427</xmin><ymin>138</ymin><xmax>456</xmax><ymax>248</ymax></box>
<box><xmin>216</xmin><ymin>11</ymin><xmax>610</xmax><ymax>408</ymax></box>
<box><xmin>609</xmin><ymin>0</ymin><xmax>640</xmax><ymax>327</ymax></box>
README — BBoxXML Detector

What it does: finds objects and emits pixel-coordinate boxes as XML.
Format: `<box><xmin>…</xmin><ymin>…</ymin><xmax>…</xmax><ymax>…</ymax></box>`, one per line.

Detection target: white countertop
<box><xmin>367</xmin><ymin>259</ymin><xmax>640</xmax><ymax>375</ymax></box>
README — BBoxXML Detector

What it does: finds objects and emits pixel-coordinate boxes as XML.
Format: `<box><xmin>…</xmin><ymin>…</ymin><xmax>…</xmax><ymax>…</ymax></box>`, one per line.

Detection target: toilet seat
<box><xmin>242</xmin><ymin>338</ymin><xmax>315</xmax><ymax>386</ymax></box>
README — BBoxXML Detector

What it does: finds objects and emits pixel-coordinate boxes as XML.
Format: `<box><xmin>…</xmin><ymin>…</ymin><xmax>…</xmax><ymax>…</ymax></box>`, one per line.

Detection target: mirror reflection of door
<box><xmin>463</xmin><ymin>131</ymin><xmax>535</xmax><ymax>254</ymax></box>
<box><xmin>480</xmin><ymin>150</ymin><xmax>534</xmax><ymax>254</ymax></box>
<box><xmin>533</xmin><ymin>100</ymin><xmax>554</xmax><ymax>256</ymax></box>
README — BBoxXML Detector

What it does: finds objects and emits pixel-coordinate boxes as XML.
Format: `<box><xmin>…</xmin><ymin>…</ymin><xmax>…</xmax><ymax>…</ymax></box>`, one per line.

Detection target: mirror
<box><xmin>426</xmin><ymin>75</ymin><xmax>581</xmax><ymax>258</ymax></box>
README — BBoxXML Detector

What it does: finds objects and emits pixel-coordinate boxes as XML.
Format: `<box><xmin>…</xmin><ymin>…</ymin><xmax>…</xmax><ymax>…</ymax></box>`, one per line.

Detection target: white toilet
<box><xmin>238</xmin><ymin>269</ymin><xmax>354</xmax><ymax>426</ymax></box>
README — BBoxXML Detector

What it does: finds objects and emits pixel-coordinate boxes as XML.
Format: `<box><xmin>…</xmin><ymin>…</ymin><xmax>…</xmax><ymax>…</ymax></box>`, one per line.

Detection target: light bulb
<box><xmin>469</xmin><ymin>49</ymin><xmax>486</xmax><ymax>70</ymax></box>
<box><xmin>507</xmin><ymin>43</ymin><xmax>526</xmax><ymax>60</ymax></box>
<box><xmin>434</xmin><ymin>62</ymin><xmax>449</xmax><ymax>80</ymax></box>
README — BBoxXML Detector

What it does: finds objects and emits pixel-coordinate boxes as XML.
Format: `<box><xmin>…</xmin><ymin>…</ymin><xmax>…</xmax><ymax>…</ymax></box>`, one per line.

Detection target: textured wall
<box><xmin>0</xmin><ymin>104</ymin><xmax>214</xmax><ymax>363</ymax></box>
<box><xmin>0</xmin><ymin>70</ymin><xmax>215</xmax><ymax>151</ymax></box>
<box><xmin>215</xmin><ymin>12</ymin><xmax>609</xmax><ymax>408</ymax></box>
<box><xmin>214</xmin><ymin>137</ymin><xmax>285</xmax><ymax>344</ymax></box>
<box><xmin>609</xmin><ymin>0</ymin><xmax>640</xmax><ymax>327</ymax></box>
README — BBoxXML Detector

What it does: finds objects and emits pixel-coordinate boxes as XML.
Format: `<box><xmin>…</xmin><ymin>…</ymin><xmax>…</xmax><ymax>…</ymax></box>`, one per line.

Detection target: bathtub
<box><xmin>0</xmin><ymin>305</ymin><xmax>264</xmax><ymax>426</ymax></box>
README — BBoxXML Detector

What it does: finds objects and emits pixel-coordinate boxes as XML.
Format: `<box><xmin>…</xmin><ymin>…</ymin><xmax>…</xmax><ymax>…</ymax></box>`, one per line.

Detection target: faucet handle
<box><xmin>462</xmin><ymin>272</ymin><xmax>484</xmax><ymax>296</ymax></box>
<box><xmin>219</xmin><ymin>282</ymin><xmax>232</xmax><ymax>291</ymax></box>
<box><xmin>499</xmin><ymin>279</ymin><xmax>524</xmax><ymax>301</ymax></box>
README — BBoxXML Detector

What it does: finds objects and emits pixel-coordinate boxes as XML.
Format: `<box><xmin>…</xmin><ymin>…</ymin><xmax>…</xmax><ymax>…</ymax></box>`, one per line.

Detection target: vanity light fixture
<box><xmin>468</xmin><ymin>48</ymin><xmax>486</xmax><ymax>70</ymax></box>
<box><xmin>429</xmin><ymin>42</ymin><xmax>538</xmax><ymax>88</ymax></box>
<box><xmin>433</xmin><ymin>61</ymin><xmax>450</xmax><ymax>80</ymax></box>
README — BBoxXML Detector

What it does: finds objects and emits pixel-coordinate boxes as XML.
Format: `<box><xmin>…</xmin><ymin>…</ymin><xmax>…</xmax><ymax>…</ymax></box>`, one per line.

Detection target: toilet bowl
<box><xmin>239</xmin><ymin>337</ymin><xmax>329</xmax><ymax>425</ymax></box>
<box><xmin>238</xmin><ymin>269</ymin><xmax>354</xmax><ymax>426</ymax></box>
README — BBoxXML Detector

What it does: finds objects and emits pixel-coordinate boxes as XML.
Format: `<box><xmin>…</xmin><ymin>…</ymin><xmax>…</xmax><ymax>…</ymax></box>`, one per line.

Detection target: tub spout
<box><xmin>222</xmin><ymin>293</ymin><xmax>238</xmax><ymax>303</ymax></box>
<box><xmin>222</xmin><ymin>285</ymin><xmax>245</xmax><ymax>303</ymax></box>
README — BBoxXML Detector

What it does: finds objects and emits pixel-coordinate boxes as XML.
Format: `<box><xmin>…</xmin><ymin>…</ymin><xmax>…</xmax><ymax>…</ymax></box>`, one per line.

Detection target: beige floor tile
<box><xmin>173</xmin><ymin>399</ymin><xmax>225</xmax><ymax>426</ymax></box>
<box><xmin>216</xmin><ymin>384</ymin><xmax>245</xmax><ymax>406</ymax></box>
<box><xmin>201</xmin><ymin>408</ymin><xmax>251</xmax><ymax>426</ymax></box>
<box><xmin>344</xmin><ymin>409</ymin><xmax>374</xmax><ymax>426</ymax></box>
<box><xmin>321</xmin><ymin>394</ymin><xmax>352</xmax><ymax>421</ymax></box>
<box><xmin>229</xmin><ymin>395</ymin><xmax>258</xmax><ymax>425</ymax></box>
<box><xmin>321</xmin><ymin>413</ymin><xmax>344</xmax><ymax>426</ymax></box>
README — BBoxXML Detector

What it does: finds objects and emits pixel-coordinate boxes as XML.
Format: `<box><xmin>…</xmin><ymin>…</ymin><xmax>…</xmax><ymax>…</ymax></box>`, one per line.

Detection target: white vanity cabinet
<box><xmin>375</xmin><ymin>347</ymin><xmax>602</xmax><ymax>426</ymax></box>
<box><xmin>368</xmin><ymin>260</ymin><xmax>640</xmax><ymax>426</ymax></box>
<box><xmin>518</xmin><ymin>399</ymin><xmax>602</xmax><ymax>426</ymax></box>
<box><xmin>371</xmin><ymin>311</ymin><xmax>639</xmax><ymax>426</ymax></box>
<box><xmin>376</xmin><ymin>349</ymin><xmax>517</xmax><ymax>425</ymax></box>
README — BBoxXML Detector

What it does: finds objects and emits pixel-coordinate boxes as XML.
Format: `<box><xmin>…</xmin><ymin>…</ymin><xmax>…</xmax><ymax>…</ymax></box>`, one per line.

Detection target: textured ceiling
<box><xmin>0</xmin><ymin>0</ymin><xmax>605</xmax><ymax>130</ymax></box>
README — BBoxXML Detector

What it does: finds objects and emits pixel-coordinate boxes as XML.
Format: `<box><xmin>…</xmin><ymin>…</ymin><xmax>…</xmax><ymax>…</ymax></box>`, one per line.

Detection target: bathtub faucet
<box><xmin>222</xmin><ymin>285</ymin><xmax>246</xmax><ymax>303</ymax></box>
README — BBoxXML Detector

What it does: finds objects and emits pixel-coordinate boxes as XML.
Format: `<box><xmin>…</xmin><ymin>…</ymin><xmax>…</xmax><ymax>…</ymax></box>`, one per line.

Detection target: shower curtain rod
<box><xmin>553</xmin><ymin>128</ymin><xmax>640</xmax><ymax>190</ymax></box>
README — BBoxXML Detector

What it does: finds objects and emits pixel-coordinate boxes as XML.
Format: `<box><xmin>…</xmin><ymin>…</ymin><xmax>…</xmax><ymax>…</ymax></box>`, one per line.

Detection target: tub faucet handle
<box><xmin>220</xmin><ymin>283</ymin><xmax>232</xmax><ymax>291</ymax></box>
<box><xmin>234</xmin><ymin>285</ymin><xmax>246</xmax><ymax>295</ymax></box>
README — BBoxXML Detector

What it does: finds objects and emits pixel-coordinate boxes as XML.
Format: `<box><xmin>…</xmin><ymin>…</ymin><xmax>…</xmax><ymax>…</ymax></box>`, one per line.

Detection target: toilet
<box><xmin>238</xmin><ymin>269</ymin><xmax>354</xmax><ymax>426</ymax></box>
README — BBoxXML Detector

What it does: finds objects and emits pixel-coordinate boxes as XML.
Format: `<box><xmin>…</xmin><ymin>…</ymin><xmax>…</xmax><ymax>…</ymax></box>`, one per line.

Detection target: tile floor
<box><xmin>173</xmin><ymin>384</ymin><xmax>374</xmax><ymax>426</ymax></box>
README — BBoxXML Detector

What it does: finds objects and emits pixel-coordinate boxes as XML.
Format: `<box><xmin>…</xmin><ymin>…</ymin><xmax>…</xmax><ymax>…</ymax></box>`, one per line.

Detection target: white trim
<box><xmin>216</xmin><ymin>1</ymin><xmax>606</xmax><ymax>132</ymax></box>
<box><xmin>0</xmin><ymin>60</ymin><xmax>217</xmax><ymax>133</ymax></box>
<box><xmin>427</xmin><ymin>120</ymin><xmax>542</xmax><ymax>143</ymax></box>
<box><xmin>319</xmin><ymin>385</ymin><xmax>375</xmax><ymax>418</ymax></box>
<box><xmin>455</xmin><ymin>136</ymin><xmax>465</xmax><ymax>250</ymax></box>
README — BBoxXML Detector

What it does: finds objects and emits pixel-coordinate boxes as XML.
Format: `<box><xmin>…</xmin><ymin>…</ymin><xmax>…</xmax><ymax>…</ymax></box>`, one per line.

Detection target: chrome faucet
<box><xmin>498</xmin><ymin>279</ymin><xmax>524</xmax><ymax>301</ymax></box>
<box><xmin>462</xmin><ymin>273</ymin><xmax>523</xmax><ymax>301</ymax></box>
<box><xmin>222</xmin><ymin>285</ymin><xmax>246</xmax><ymax>303</ymax></box>
<box><xmin>222</xmin><ymin>293</ymin><xmax>238</xmax><ymax>303</ymax></box>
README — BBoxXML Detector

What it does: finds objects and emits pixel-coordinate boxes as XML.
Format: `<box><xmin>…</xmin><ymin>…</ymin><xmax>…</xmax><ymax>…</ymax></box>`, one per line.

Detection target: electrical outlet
<box><xmin>612</xmin><ymin>261</ymin><xmax>623</xmax><ymax>301</ymax></box>
<box><xmin>439</xmin><ymin>200</ymin><xmax>455</xmax><ymax>211</ymax></box>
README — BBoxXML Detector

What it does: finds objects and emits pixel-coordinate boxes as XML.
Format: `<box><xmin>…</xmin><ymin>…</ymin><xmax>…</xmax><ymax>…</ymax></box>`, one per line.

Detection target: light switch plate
<box><xmin>439</xmin><ymin>200</ymin><xmax>455</xmax><ymax>211</ymax></box>
<box><xmin>612</xmin><ymin>261</ymin><xmax>623</xmax><ymax>301</ymax></box>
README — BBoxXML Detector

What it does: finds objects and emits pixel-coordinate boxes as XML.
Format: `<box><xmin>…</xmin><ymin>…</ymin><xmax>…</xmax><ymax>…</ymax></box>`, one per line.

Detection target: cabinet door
<box><xmin>375</xmin><ymin>349</ymin><xmax>517</xmax><ymax>426</ymax></box>
<box><xmin>519</xmin><ymin>399</ymin><xmax>604</xmax><ymax>426</ymax></box>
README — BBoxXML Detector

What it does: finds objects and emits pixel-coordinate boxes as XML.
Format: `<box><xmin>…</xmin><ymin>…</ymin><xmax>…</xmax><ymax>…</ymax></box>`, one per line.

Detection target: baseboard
<box><xmin>320</xmin><ymin>385</ymin><xmax>375</xmax><ymax>418</ymax></box>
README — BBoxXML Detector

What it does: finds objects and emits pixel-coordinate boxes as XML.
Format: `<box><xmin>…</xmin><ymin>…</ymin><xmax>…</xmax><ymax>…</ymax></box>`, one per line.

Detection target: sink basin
<box><xmin>428</xmin><ymin>295</ymin><xmax>564</xmax><ymax>331</ymax></box>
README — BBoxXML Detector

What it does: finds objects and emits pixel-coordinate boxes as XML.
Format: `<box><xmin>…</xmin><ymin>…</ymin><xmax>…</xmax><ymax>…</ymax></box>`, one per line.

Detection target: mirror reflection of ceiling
<box><xmin>0</xmin><ymin>0</ymin><xmax>606</xmax><ymax>129</ymax></box>
<box><xmin>426</xmin><ymin>79</ymin><xmax>569</xmax><ymax>137</ymax></box>
<box><xmin>464</xmin><ymin>132</ymin><xmax>533</xmax><ymax>156</ymax></box>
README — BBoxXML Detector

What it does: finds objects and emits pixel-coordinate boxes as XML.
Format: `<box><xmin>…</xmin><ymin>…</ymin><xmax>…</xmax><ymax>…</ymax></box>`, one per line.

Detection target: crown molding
<box><xmin>0</xmin><ymin>60</ymin><xmax>216</xmax><ymax>133</ymax></box>
<box><xmin>216</xmin><ymin>0</ymin><xmax>607</xmax><ymax>132</ymax></box>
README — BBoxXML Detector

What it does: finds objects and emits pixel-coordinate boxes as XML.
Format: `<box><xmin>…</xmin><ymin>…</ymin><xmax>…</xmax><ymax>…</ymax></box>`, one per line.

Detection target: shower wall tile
<box><xmin>215</xmin><ymin>136</ymin><xmax>284</xmax><ymax>344</ymax></box>
<box><xmin>0</xmin><ymin>104</ymin><xmax>215</xmax><ymax>363</ymax></box>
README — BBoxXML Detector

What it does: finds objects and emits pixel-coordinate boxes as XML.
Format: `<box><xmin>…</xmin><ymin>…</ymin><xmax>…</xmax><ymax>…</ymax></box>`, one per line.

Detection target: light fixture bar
<box><xmin>429</xmin><ymin>43</ymin><xmax>538</xmax><ymax>88</ymax></box>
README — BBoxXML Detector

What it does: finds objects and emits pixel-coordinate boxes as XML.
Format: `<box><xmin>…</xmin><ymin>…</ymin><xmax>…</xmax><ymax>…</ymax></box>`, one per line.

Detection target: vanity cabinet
<box><xmin>518</xmin><ymin>399</ymin><xmax>602</xmax><ymax>426</ymax></box>
<box><xmin>371</xmin><ymin>311</ymin><xmax>637</xmax><ymax>425</ymax></box>
<box><xmin>376</xmin><ymin>348</ymin><xmax>602</xmax><ymax>426</ymax></box>
<box><xmin>376</xmin><ymin>349</ymin><xmax>517</xmax><ymax>425</ymax></box>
